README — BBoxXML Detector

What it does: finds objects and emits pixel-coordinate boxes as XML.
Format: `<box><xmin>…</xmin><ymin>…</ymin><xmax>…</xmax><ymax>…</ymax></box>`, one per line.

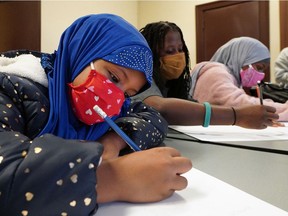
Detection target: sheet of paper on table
<box><xmin>96</xmin><ymin>168</ymin><xmax>288</xmax><ymax>216</ymax></box>
<box><xmin>168</xmin><ymin>123</ymin><xmax>288</xmax><ymax>152</ymax></box>
<box><xmin>169</xmin><ymin>123</ymin><xmax>288</xmax><ymax>142</ymax></box>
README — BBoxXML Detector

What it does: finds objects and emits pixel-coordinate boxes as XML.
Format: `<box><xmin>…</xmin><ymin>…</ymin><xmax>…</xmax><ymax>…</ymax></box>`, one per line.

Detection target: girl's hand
<box><xmin>96</xmin><ymin>147</ymin><xmax>192</xmax><ymax>203</ymax></box>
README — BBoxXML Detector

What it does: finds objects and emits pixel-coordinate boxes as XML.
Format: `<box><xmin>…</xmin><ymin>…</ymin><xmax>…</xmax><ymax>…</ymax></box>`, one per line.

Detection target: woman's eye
<box><xmin>255</xmin><ymin>66</ymin><xmax>264</xmax><ymax>72</ymax></box>
<box><xmin>257</xmin><ymin>67</ymin><xmax>264</xmax><ymax>71</ymax></box>
<box><xmin>165</xmin><ymin>49</ymin><xmax>176</xmax><ymax>55</ymax></box>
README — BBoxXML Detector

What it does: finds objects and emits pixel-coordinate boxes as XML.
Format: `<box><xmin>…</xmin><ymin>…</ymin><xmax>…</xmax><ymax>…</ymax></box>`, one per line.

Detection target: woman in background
<box><xmin>190</xmin><ymin>36</ymin><xmax>288</xmax><ymax>121</ymax></box>
<box><xmin>275</xmin><ymin>47</ymin><xmax>288</xmax><ymax>88</ymax></box>
<box><xmin>132</xmin><ymin>21</ymin><xmax>280</xmax><ymax>127</ymax></box>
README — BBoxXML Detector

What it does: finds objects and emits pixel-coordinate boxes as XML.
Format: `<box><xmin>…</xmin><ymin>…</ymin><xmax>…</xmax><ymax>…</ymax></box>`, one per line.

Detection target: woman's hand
<box><xmin>96</xmin><ymin>147</ymin><xmax>192</xmax><ymax>203</ymax></box>
<box><xmin>235</xmin><ymin>105</ymin><xmax>283</xmax><ymax>129</ymax></box>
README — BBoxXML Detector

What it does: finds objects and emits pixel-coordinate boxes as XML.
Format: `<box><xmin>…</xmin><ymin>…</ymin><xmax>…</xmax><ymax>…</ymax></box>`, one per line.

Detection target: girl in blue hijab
<box><xmin>0</xmin><ymin>14</ymin><xmax>193</xmax><ymax>216</ymax></box>
<box><xmin>39</xmin><ymin>14</ymin><xmax>166</xmax><ymax>147</ymax></box>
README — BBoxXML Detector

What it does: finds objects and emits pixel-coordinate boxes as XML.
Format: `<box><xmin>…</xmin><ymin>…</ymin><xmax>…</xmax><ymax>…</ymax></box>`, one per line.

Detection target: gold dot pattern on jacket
<box><xmin>0</xmin><ymin>131</ymin><xmax>100</xmax><ymax>215</ymax></box>
<box><xmin>0</xmin><ymin>72</ymin><xmax>49</xmax><ymax>137</ymax></box>
<box><xmin>0</xmin><ymin>50</ymin><xmax>102</xmax><ymax>215</ymax></box>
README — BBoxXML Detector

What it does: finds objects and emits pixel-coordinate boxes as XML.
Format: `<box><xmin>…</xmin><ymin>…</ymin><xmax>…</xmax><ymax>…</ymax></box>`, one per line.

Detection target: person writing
<box><xmin>190</xmin><ymin>36</ymin><xmax>288</xmax><ymax>121</ymax></box>
<box><xmin>275</xmin><ymin>47</ymin><xmax>288</xmax><ymax>88</ymax></box>
<box><xmin>132</xmin><ymin>21</ymin><xmax>280</xmax><ymax>128</ymax></box>
<box><xmin>0</xmin><ymin>14</ymin><xmax>192</xmax><ymax>215</ymax></box>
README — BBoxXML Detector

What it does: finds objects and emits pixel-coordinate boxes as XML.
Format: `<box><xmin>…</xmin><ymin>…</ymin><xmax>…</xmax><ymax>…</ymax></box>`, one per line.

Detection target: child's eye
<box><xmin>109</xmin><ymin>72</ymin><xmax>119</xmax><ymax>83</ymax></box>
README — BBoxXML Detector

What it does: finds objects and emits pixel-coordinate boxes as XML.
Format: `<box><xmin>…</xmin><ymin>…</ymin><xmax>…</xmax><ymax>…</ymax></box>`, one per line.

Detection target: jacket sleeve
<box><xmin>0</xmin><ymin>52</ymin><xmax>104</xmax><ymax>216</ymax></box>
<box><xmin>0</xmin><ymin>131</ymin><xmax>103</xmax><ymax>216</ymax></box>
<box><xmin>115</xmin><ymin>101</ymin><xmax>168</xmax><ymax>150</ymax></box>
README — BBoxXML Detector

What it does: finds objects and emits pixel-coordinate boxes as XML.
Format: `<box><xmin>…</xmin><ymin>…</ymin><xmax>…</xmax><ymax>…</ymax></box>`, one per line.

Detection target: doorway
<box><xmin>195</xmin><ymin>1</ymin><xmax>269</xmax><ymax>62</ymax></box>
<box><xmin>0</xmin><ymin>1</ymin><xmax>41</xmax><ymax>52</ymax></box>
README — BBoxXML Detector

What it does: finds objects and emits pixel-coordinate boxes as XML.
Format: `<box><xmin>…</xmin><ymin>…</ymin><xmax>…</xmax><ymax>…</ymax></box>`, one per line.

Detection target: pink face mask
<box><xmin>69</xmin><ymin>62</ymin><xmax>125</xmax><ymax>125</ymax></box>
<box><xmin>240</xmin><ymin>65</ymin><xmax>265</xmax><ymax>87</ymax></box>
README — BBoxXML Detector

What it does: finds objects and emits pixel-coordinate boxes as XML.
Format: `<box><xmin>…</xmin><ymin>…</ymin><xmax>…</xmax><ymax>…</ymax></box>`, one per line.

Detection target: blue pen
<box><xmin>93</xmin><ymin>105</ymin><xmax>141</xmax><ymax>152</ymax></box>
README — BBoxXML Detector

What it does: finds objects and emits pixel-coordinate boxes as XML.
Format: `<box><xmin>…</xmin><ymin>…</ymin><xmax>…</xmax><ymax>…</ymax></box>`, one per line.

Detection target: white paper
<box><xmin>169</xmin><ymin>123</ymin><xmax>288</xmax><ymax>142</ymax></box>
<box><xmin>96</xmin><ymin>168</ymin><xmax>288</xmax><ymax>216</ymax></box>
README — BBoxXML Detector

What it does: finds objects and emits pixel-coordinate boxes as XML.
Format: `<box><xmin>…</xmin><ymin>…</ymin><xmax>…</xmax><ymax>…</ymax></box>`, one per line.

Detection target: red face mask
<box><xmin>69</xmin><ymin>62</ymin><xmax>125</xmax><ymax>125</ymax></box>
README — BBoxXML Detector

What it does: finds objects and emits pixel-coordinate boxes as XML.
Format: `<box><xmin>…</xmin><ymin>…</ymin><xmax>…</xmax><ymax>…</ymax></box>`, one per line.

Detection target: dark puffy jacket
<box><xmin>0</xmin><ymin>50</ymin><xmax>168</xmax><ymax>215</ymax></box>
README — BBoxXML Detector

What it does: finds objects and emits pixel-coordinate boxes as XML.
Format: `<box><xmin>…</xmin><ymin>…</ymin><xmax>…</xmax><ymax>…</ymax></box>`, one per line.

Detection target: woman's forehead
<box><xmin>164</xmin><ymin>31</ymin><xmax>181</xmax><ymax>43</ymax></box>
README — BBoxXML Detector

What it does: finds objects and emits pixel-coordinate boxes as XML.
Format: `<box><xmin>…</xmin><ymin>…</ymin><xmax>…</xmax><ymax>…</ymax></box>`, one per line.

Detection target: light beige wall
<box><xmin>41</xmin><ymin>0</ymin><xmax>280</xmax><ymax>81</ymax></box>
<box><xmin>269</xmin><ymin>0</ymin><xmax>280</xmax><ymax>81</ymax></box>
<box><xmin>41</xmin><ymin>1</ymin><xmax>138</xmax><ymax>53</ymax></box>
<box><xmin>138</xmin><ymin>0</ymin><xmax>280</xmax><ymax>82</ymax></box>
<box><xmin>138</xmin><ymin>0</ymin><xmax>211</xmax><ymax>72</ymax></box>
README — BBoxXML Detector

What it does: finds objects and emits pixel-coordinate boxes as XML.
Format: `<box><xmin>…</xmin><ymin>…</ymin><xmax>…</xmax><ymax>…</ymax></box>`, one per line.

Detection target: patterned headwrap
<box><xmin>210</xmin><ymin>37</ymin><xmax>270</xmax><ymax>86</ymax></box>
<box><xmin>39</xmin><ymin>14</ymin><xmax>153</xmax><ymax>140</ymax></box>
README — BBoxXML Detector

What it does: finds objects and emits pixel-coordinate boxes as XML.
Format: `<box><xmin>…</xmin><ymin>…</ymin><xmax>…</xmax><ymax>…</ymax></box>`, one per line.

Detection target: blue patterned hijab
<box><xmin>39</xmin><ymin>14</ymin><xmax>153</xmax><ymax>140</ymax></box>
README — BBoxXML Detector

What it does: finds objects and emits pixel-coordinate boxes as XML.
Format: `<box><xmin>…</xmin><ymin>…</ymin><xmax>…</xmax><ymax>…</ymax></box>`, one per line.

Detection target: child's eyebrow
<box><xmin>117</xmin><ymin>66</ymin><xmax>129</xmax><ymax>80</ymax></box>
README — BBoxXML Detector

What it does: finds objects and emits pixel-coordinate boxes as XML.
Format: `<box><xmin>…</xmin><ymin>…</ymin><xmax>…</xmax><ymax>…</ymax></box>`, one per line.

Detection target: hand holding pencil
<box><xmin>256</xmin><ymin>81</ymin><xmax>285</xmax><ymax>127</ymax></box>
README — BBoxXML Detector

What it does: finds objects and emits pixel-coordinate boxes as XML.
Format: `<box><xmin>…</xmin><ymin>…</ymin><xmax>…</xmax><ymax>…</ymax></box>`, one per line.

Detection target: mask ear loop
<box><xmin>90</xmin><ymin>62</ymin><xmax>95</xmax><ymax>70</ymax></box>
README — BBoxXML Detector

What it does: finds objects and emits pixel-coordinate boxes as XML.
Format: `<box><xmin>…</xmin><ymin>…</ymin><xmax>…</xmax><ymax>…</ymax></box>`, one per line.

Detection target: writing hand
<box><xmin>96</xmin><ymin>147</ymin><xmax>192</xmax><ymax>203</ymax></box>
